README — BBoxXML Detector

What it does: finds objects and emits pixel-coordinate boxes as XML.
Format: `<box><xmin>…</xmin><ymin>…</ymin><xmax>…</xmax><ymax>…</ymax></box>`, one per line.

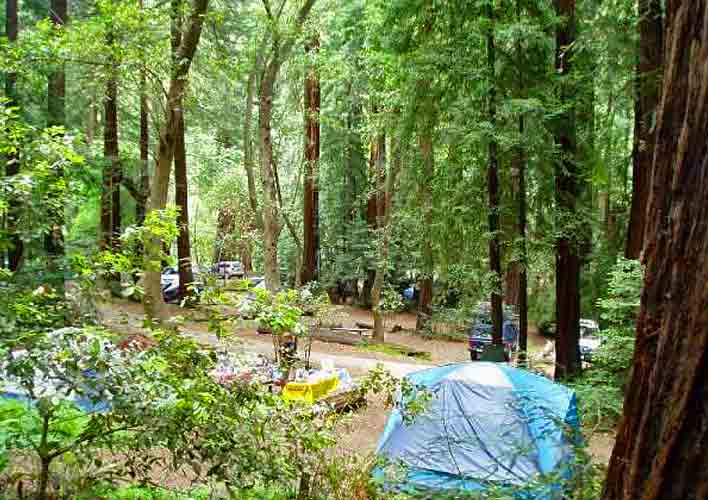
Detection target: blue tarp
<box><xmin>375</xmin><ymin>362</ymin><xmax>579</xmax><ymax>498</ymax></box>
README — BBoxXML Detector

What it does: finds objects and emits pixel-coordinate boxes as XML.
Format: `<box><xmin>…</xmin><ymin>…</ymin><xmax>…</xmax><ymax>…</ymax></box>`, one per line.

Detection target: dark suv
<box><xmin>468</xmin><ymin>303</ymin><xmax>519</xmax><ymax>361</ymax></box>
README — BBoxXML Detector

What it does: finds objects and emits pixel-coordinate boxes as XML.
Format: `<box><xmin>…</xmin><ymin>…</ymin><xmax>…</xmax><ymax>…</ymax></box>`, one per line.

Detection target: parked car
<box><xmin>578</xmin><ymin>319</ymin><xmax>601</xmax><ymax>362</ymax></box>
<box><xmin>538</xmin><ymin>318</ymin><xmax>601</xmax><ymax>362</ymax></box>
<box><xmin>468</xmin><ymin>303</ymin><xmax>518</xmax><ymax>361</ymax></box>
<box><xmin>161</xmin><ymin>266</ymin><xmax>204</xmax><ymax>303</ymax></box>
<box><xmin>213</xmin><ymin>260</ymin><xmax>244</xmax><ymax>279</ymax></box>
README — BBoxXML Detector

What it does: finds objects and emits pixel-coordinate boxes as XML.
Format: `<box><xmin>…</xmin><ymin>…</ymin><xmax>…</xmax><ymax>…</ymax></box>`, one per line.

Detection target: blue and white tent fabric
<box><xmin>376</xmin><ymin>362</ymin><xmax>579</xmax><ymax>497</ymax></box>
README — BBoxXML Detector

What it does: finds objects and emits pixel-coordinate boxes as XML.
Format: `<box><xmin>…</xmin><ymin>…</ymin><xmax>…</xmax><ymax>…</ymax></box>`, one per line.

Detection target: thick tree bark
<box><xmin>486</xmin><ymin>3</ymin><xmax>503</xmax><ymax>346</ymax></box>
<box><xmin>625</xmin><ymin>0</ymin><xmax>663</xmax><ymax>259</ymax></box>
<box><xmin>553</xmin><ymin>0</ymin><xmax>581</xmax><ymax>380</ymax></box>
<box><xmin>602</xmin><ymin>3</ymin><xmax>708</xmax><ymax>499</ymax></box>
<box><xmin>101</xmin><ymin>44</ymin><xmax>120</xmax><ymax>250</ymax></box>
<box><xmin>416</xmin><ymin>87</ymin><xmax>435</xmax><ymax>332</ymax></box>
<box><xmin>5</xmin><ymin>0</ymin><xmax>22</xmax><ymax>271</ymax></box>
<box><xmin>301</xmin><ymin>36</ymin><xmax>320</xmax><ymax>285</ymax></box>
<box><xmin>142</xmin><ymin>0</ymin><xmax>209</xmax><ymax>323</ymax></box>
<box><xmin>45</xmin><ymin>0</ymin><xmax>67</xmax><ymax>262</ymax></box>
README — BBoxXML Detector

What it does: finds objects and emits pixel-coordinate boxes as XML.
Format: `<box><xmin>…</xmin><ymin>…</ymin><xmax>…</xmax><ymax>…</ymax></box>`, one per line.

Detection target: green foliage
<box><xmin>574</xmin><ymin>258</ymin><xmax>643</xmax><ymax>430</ymax></box>
<box><xmin>380</xmin><ymin>285</ymin><xmax>405</xmax><ymax>314</ymax></box>
<box><xmin>253</xmin><ymin>289</ymin><xmax>306</xmax><ymax>336</ymax></box>
<box><xmin>596</xmin><ymin>258</ymin><xmax>643</xmax><ymax>329</ymax></box>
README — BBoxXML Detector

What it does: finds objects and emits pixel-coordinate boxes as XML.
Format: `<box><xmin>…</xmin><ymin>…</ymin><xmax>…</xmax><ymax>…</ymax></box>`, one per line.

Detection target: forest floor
<box><xmin>98</xmin><ymin>299</ymin><xmax>615</xmax><ymax>466</ymax></box>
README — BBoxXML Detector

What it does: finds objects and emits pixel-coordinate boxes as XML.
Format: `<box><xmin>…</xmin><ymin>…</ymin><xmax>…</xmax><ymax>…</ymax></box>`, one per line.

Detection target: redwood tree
<box><xmin>301</xmin><ymin>36</ymin><xmax>320</xmax><ymax>285</ymax></box>
<box><xmin>603</xmin><ymin>2</ymin><xmax>708</xmax><ymax>498</ymax></box>
<box><xmin>553</xmin><ymin>0</ymin><xmax>581</xmax><ymax>379</ymax></box>
<box><xmin>5</xmin><ymin>0</ymin><xmax>22</xmax><ymax>270</ymax></box>
<box><xmin>486</xmin><ymin>2</ymin><xmax>503</xmax><ymax>345</ymax></box>
<box><xmin>45</xmin><ymin>0</ymin><xmax>67</xmax><ymax>261</ymax></box>
<box><xmin>172</xmin><ymin>0</ymin><xmax>194</xmax><ymax>300</ymax></box>
<box><xmin>101</xmin><ymin>39</ymin><xmax>120</xmax><ymax>250</ymax></box>
<box><xmin>625</xmin><ymin>0</ymin><xmax>663</xmax><ymax>260</ymax></box>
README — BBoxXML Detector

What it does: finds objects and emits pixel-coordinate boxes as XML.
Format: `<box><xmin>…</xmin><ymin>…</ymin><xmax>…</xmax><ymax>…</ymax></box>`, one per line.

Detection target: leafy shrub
<box><xmin>573</xmin><ymin>258</ymin><xmax>643</xmax><ymax>430</ymax></box>
<box><xmin>253</xmin><ymin>288</ymin><xmax>306</xmax><ymax>336</ymax></box>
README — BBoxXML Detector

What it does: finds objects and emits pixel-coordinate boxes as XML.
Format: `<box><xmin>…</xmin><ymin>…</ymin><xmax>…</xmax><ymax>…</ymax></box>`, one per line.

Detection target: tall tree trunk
<box><xmin>602</xmin><ymin>3</ymin><xmax>708</xmax><ymax>498</ymax></box>
<box><xmin>243</xmin><ymin>39</ymin><xmax>265</xmax><ymax>231</ymax></box>
<box><xmin>259</xmin><ymin>69</ymin><xmax>283</xmax><ymax>292</ymax></box>
<box><xmin>142</xmin><ymin>0</ymin><xmax>209</xmax><ymax>324</ymax></box>
<box><xmin>175</xmin><ymin>110</ymin><xmax>193</xmax><ymax>299</ymax></box>
<box><xmin>136</xmin><ymin>0</ymin><xmax>149</xmax><ymax>227</ymax></box>
<box><xmin>171</xmin><ymin>0</ymin><xmax>194</xmax><ymax>301</ymax></box>
<box><xmin>137</xmin><ymin>75</ymin><xmax>149</xmax><ymax>226</ymax></box>
<box><xmin>5</xmin><ymin>0</ymin><xmax>22</xmax><ymax>271</ymax></box>
<box><xmin>553</xmin><ymin>0</ymin><xmax>581</xmax><ymax>380</ymax></box>
<box><xmin>257</xmin><ymin>0</ymin><xmax>317</xmax><ymax>292</ymax></box>
<box><xmin>416</xmin><ymin>87</ymin><xmax>435</xmax><ymax>332</ymax></box>
<box><xmin>301</xmin><ymin>36</ymin><xmax>320</xmax><ymax>285</ymax></box>
<box><xmin>486</xmin><ymin>3</ymin><xmax>503</xmax><ymax>346</ymax></box>
<box><xmin>625</xmin><ymin>0</ymin><xmax>663</xmax><ymax>259</ymax></box>
<box><xmin>514</xmin><ymin>0</ymin><xmax>529</xmax><ymax>359</ymax></box>
<box><xmin>101</xmin><ymin>58</ymin><xmax>120</xmax><ymax>250</ymax></box>
<box><xmin>372</xmin><ymin>136</ymin><xmax>404</xmax><ymax>342</ymax></box>
<box><xmin>515</xmin><ymin>116</ymin><xmax>529</xmax><ymax>360</ymax></box>
<box><xmin>45</xmin><ymin>0</ymin><xmax>67</xmax><ymax>264</ymax></box>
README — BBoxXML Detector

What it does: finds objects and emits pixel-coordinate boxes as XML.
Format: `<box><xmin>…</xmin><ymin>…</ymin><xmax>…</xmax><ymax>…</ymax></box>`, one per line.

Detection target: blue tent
<box><xmin>375</xmin><ymin>362</ymin><xmax>579</xmax><ymax>497</ymax></box>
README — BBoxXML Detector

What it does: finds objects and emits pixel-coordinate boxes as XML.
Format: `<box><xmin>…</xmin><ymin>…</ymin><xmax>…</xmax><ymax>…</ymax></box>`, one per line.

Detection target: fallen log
<box><xmin>312</xmin><ymin>329</ymin><xmax>365</xmax><ymax>346</ymax></box>
<box><xmin>355</xmin><ymin>321</ymin><xmax>373</xmax><ymax>329</ymax></box>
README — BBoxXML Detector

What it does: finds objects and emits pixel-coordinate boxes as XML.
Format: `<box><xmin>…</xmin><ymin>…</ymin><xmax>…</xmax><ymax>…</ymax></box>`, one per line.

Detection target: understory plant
<box><xmin>573</xmin><ymin>257</ymin><xmax>643</xmax><ymax>431</ymax></box>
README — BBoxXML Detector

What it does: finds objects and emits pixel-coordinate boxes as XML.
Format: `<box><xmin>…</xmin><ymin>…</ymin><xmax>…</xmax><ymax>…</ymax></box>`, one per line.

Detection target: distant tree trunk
<box><xmin>137</xmin><ymin>74</ymin><xmax>149</xmax><ymax>226</ymax></box>
<box><xmin>301</xmin><ymin>36</ymin><xmax>320</xmax><ymax>285</ymax></box>
<box><xmin>45</xmin><ymin>0</ymin><xmax>67</xmax><ymax>263</ymax></box>
<box><xmin>625</xmin><ymin>0</ymin><xmax>663</xmax><ymax>260</ymax></box>
<box><xmin>101</xmin><ymin>49</ymin><xmax>120</xmax><ymax>250</ymax></box>
<box><xmin>553</xmin><ymin>0</ymin><xmax>581</xmax><ymax>380</ymax></box>
<box><xmin>142</xmin><ymin>0</ymin><xmax>209</xmax><ymax>324</ymax></box>
<box><xmin>514</xmin><ymin>116</ymin><xmax>529</xmax><ymax>359</ymax></box>
<box><xmin>259</xmin><ymin>66</ymin><xmax>283</xmax><ymax>292</ymax></box>
<box><xmin>175</xmin><ymin>110</ymin><xmax>193</xmax><ymax>299</ymax></box>
<box><xmin>416</xmin><ymin>87</ymin><xmax>435</xmax><ymax>332</ymax></box>
<box><xmin>171</xmin><ymin>0</ymin><xmax>194</xmax><ymax>301</ymax></box>
<box><xmin>243</xmin><ymin>40</ymin><xmax>265</xmax><ymax>231</ymax></box>
<box><xmin>363</xmin><ymin>133</ymin><xmax>385</xmax><ymax>307</ymax></box>
<box><xmin>372</xmin><ymin>136</ymin><xmax>404</xmax><ymax>342</ymax></box>
<box><xmin>486</xmin><ymin>3</ymin><xmax>503</xmax><ymax>346</ymax></box>
<box><xmin>602</xmin><ymin>3</ymin><xmax>708</xmax><ymax>498</ymax></box>
<box><xmin>5</xmin><ymin>0</ymin><xmax>22</xmax><ymax>271</ymax></box>
<box><xmin>258</xmin><ymin>0</ymin><xmax>318</xmax><ymax>292</ymax></box>
<box><xmin>342</xmin><ymin>93</ymin><xmax>364</xmax><ymax>303</ymax></box>
<box><xmin>514</xmin><ymin>0</ymin><xmax>528</xmax><ymax>359</ymax></box>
